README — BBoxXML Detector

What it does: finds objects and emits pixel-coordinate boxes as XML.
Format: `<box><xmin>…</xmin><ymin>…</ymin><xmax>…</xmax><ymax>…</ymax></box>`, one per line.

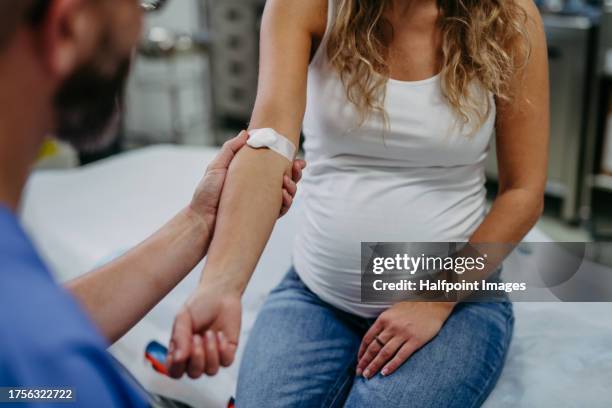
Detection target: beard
<box><xmin>53</xmin><ymin>57</ymin><xmax>131</xmax><ymax>152</ymax></box>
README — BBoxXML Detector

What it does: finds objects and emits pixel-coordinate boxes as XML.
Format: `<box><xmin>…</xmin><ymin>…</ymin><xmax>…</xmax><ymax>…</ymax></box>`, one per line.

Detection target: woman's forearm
<box><xmin>471</xmin><ymin>187</ymin><xmax>544</xmax><ymax>244</ymax></box>
<box><xmin>67</xmin><ymin>207</ymin><xmax>211</xmax><ymax>343</ymax></box>
<box><xmin>452</xmin><ymin>187</ymin><xmax>544</xmax><ymax>295</ymax></box>
<box><xmin>199</xmin><ymin>146</ymin><xmax>292</xmax><ymax>294</ymax></box>
<box><xmin>196</xmin><ymin>0</ymin><xmax>311</xmax><ymax>294</ymax></box>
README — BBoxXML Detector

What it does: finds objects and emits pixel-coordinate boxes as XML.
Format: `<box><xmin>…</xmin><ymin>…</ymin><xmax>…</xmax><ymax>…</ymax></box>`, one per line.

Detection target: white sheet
<box><xmin>20</xmin><ymin>145</ymin><xmax>612</xmax><ymax>407</ymax></box>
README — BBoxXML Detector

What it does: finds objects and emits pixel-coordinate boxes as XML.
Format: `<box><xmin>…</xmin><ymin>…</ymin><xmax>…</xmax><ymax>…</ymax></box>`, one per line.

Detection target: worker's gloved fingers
<box><xmin>167</xmin><ymin>309</ymin><xmax>193</xmax><ymax>378</ymax></box>
<box><xmin>204</xmin><ymin>331</ymin><xmax>220</xmax><ymax>376</ymax></box>
<box><xmin>187</xmin><ymin>335</ymin><xmax>206</xmax><ymax>379</ymax></box>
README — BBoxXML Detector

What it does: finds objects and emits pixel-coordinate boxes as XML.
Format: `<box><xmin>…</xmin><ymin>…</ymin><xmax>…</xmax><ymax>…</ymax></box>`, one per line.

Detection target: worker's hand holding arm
<box><xmin>67</xmin><ymin>133</ymin><xmax>305</xmax><ymax>344</ymax></box>
<box><xmin>167</xmin><ymin>0</ymin><xmax>323</xmax><ymax>379</ymax></box>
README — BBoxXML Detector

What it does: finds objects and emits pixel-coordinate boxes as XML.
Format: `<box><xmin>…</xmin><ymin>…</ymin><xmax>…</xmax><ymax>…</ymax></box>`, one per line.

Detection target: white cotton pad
<box><xmin>247</xmin><ymin>128</ymin><xmax>296</xmax><ymax>162</ymax></box>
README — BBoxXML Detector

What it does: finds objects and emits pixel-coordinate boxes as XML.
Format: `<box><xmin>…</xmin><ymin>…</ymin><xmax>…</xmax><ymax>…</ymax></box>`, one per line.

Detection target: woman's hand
<box><xmin>356</xmin><ymin>302</ymin><xmax>455</xmax><ymax>379</ymax></box>
<box><xmin>189</xmin><ymin>131</ymin><xmax>306</xmax><ymax>233</ymax></box>
<box><xmin>166</xmin><ymin>285</ymin><xmax>242</xmax><ymax>379</ymax></box>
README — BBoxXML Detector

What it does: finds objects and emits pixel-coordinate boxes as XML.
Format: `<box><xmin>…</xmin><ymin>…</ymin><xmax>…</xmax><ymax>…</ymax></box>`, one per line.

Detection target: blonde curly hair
<box><xmin>327</xmin><ymin>0</ymin><xmax>531</xmax><ymax>130</ymax></box>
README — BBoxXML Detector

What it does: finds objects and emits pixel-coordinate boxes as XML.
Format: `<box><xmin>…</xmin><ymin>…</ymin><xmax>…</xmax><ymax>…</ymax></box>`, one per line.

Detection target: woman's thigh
<box><xmin>236</xmin><ymin>269</ymin><xmax>364</xmax><ymax>408</ymax></box>
<box><xmin>344</xmin><ymin>301</ymin><xmax>514</xmax><ymax>408</ymax></box>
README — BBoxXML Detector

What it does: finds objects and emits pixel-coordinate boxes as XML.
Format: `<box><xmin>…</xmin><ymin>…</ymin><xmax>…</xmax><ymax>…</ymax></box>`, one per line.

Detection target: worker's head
<box><xmin>0</xmin><ymin>0</ymin><xmax>149</xmax><ymax>149</ymax></box>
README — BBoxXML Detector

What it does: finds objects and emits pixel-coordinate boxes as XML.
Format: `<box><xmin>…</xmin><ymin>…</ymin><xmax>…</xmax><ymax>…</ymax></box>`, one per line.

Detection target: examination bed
<box><xmin>20</xmin><ymin>145</ymin><xmax>612</xmax><ymax>407</ymax></box>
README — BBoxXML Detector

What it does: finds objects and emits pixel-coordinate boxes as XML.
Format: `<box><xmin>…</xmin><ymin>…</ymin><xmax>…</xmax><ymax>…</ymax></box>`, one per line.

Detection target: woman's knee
<box><xmin>345</xmin><ymin>371</ymin><xmax>486</xmax><ymax>408</ymax></box>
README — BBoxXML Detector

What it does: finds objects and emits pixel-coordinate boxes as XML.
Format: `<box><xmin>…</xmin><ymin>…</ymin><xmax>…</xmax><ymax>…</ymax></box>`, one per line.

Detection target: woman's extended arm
<box><xmin>167</xmin><ymin>0</ymin><xmax>327</xmax><ymax>378</ymax></box>
<box><xmin>356</xmin><ymin>0</ymin><xmax>549</xmax><ymax>379</ymax></box>
<box><xmin>197</xmin><ymin>0</ymin><xmax>319</xmax><ymax>293</ymax></box>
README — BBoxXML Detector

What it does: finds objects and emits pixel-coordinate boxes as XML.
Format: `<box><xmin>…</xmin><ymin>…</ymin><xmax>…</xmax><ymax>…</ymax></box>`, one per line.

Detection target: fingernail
<box><xmin>363</xmin><ymin>369</ymin><xmax>371</xmax><ymax>379</ymax></box>
<box><xmin>381</xmin><ymin>368</ymin><xmax>389</xmax><ymax>376</ymax></box>
<box><xmin>174</xmin><ymin>350</ymin><xmax>182</xmax><ymax>360</ymax></box>
<box><xmin>206</xmin><ymin>330</ymin><xmax>215</xmax><ymax>342</ymax></box>
<box><xmin>356</xmin><ymin>368</ymin><xmax>362</xmax><ymax>376</ymax></box>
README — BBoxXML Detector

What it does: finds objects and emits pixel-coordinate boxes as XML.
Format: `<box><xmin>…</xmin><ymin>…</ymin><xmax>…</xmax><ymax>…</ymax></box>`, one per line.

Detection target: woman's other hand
<box><xmin>356</xmin><ymin>302</ymin><xmax>455</xmax><ymax>379</ymax></box>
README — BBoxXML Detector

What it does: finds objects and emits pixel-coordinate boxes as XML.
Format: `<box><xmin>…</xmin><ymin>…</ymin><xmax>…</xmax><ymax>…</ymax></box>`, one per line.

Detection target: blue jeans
<box><xmin>236</xmin><ymin>268</ymin><xmax>514</xmax><ymax>408</ymax></box>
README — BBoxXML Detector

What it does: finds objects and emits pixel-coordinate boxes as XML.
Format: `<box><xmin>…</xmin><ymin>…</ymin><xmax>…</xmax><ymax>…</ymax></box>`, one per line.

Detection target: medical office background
<box><xmin>34</xmin><ymin>0</ymin><xmax>612</xmax><ymax>241</ymax></box>
<box><xmin>20</xmin><ymin>1</ymin><xmax>612</xmax><ymax>406</ymax></box>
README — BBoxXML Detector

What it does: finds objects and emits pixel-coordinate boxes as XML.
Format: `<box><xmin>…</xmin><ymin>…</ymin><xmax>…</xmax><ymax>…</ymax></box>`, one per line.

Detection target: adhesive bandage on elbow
<box><xmin>247</xmin><ymin>128</ymin><xmax>296</xmax><ymax>162</ymax></box>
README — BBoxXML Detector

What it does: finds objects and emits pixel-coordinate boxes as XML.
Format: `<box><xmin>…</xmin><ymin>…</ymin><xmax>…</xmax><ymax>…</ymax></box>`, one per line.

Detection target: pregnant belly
<box><xmin>292</xmin><ymin>169</ymin><xmax>487</xmax><ymax>316</ymax></box>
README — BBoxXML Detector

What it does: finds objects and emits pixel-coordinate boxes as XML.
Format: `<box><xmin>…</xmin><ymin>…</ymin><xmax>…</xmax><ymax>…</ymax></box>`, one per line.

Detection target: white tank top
<box><xmin>293</xmin><ymin>0</ymin><xmax>496</xmax><ymax>318</ymax></box>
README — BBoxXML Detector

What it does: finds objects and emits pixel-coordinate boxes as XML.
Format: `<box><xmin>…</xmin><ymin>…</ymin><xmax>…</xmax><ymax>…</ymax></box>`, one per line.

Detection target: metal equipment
<box><xmin>204</xmin><ymin>0</ymin><xmax>265</xmax><ymax>143</ymax></box>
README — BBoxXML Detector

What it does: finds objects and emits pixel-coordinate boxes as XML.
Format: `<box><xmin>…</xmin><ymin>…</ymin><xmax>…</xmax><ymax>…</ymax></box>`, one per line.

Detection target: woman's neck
<box><xmin>385</xmin><ymin>0</ymin><xmax>441</xmax><ymax>40</ymax></box>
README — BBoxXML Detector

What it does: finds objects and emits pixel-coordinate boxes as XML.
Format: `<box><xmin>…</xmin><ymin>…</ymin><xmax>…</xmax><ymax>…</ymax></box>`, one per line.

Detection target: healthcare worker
<box><xmin>0</xmin><ymin>0</ymin><xmax>305</xmax><ymax>406</ymax></box>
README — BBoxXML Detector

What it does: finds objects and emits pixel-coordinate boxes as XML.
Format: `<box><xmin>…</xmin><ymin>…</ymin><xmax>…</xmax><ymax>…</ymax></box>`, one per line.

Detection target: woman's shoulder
<box><xmin>264</xmin><ymin>0</ymin><xmax>328</xmax><ymax>40</ymax></box>
<box><xmin>514</xmin><ymin>0</ymin><xmax>545</xmax><ymax>32</ymax></box>
<box><xmin>515</xmin><ymin>0</ymin><xmax>541</xmax><ymax>17</ymax></box>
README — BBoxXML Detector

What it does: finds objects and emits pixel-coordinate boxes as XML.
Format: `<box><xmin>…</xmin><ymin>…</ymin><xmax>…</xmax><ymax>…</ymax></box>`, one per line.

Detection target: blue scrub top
<box><xmin>0</xmin><ymin>206</ymin><xmax>150</xmax><ymax>407</ymax></box>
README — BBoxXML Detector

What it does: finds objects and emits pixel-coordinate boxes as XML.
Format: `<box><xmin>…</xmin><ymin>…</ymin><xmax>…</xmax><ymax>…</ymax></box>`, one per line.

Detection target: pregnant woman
<box><xmin>168</xmin><ymin>0</ymin><xmax>548</xmax><ymax>406</ymax></box>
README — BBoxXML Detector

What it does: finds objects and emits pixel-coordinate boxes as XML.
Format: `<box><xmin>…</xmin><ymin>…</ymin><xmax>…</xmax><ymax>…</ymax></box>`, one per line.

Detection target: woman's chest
<box><xmin>304</xmin><ymin>66</ymin><xmax>496</xmax><ymax>167</ymax></box>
